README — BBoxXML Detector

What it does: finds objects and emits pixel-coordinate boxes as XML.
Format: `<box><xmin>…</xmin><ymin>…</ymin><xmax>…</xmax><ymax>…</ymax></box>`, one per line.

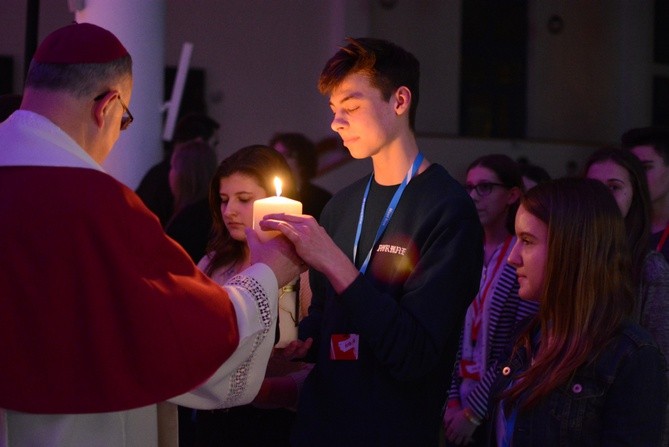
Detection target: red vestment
<box><xmin>0</xmin><ymin>166</ymin><xmax>240</xmax><ymax>413</ymax></box>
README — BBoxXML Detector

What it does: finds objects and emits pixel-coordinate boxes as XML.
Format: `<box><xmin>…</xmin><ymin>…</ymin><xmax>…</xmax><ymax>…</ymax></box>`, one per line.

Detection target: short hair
<box><xmin>467</xmin><ymin>153</ymin><xmax>524</xmax><ymax>234</ymax></box>
<box><xmin>25</xmin><ymin>56</ymin><xmax>132</xmax><ymax>99</ymax></box>
<box><xmin>205</xmin><ymin>145</ymin><xmax>297</xmax><ymax>276</ymax></box>
<box><xmin>621</xmin><ymin>126</ymin><xmax>669</xmax><ymax>164</ymax></box>
<box><xmin>173</xmin><ymin>113</ymin><xmax>220</xmax><ymax>145</ymax></box>
<box><xmin>170</xmin><ymin>140</ymin><xmax>217</xmax><ymax>214</ymax></box>
<box><xmin>269</xmin><ymin>132</ymin><xmax>318</xmax><ymax>181</ymax></box>
<box><xmin>318</xmin><ymin>37</ymin><xmax>420</xmax><ymax>131</ymax></box>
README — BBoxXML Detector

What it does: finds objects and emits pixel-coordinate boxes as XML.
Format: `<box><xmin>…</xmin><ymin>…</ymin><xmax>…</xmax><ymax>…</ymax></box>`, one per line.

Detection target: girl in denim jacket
<box><xmin>490</xmin><ymin>178</ymin><xmax>667</xmax><ymax>446</ymax></box>
<box><xmin>585</xmin><ymin>147</ymin><xmax>669</xmax><ymax>444</ymax></box>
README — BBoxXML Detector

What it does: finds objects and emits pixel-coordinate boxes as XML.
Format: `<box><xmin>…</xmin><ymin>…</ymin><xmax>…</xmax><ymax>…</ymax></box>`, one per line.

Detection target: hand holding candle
<box><xmin>252</xmin><ymin>176</ymin><xmax>302</xmax><ymax>347</ymax></box>
<box><xmin>252</xmin><ymin>177</ymin><xmax>302</xmax><ymax>242</ymax></box>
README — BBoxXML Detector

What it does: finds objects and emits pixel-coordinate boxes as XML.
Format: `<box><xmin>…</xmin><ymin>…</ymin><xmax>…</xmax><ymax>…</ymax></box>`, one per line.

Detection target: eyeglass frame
<box><xmin>464</xmin><ymin>182</ymin><xmax>507</xmax><ymax>197</ymax></box>
<box><xmin>93</xmin><ymin>91</ymin><xmax>134</xmax><ymax>131</ymax></box>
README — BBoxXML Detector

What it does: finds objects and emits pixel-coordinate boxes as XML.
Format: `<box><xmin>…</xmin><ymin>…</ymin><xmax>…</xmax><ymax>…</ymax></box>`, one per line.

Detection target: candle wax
<box><xmin>252</xmin><ymin>195</ymin><xmax>302</xmax><ymax>242</ymax></box>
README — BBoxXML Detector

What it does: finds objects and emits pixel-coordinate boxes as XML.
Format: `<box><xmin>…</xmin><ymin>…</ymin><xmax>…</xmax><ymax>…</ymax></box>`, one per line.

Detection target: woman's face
<box><xmin>585</xmin><ymin>160</ymin><xmax>633</xmax><ymax>218</ymax></box>
<box><xmin>508</xmin><ymin>204</ymin><xmax>548</xmax><ymax>301</ymax></box>
<box><xmin>218</xmin><ymin>172</ymin><xmax>268</xmax><ymax>242</ymax></box>
<box><xmin>466</xmin><ymin>166</ymin><xmax>517</xmax><ymax>229</ymax></box>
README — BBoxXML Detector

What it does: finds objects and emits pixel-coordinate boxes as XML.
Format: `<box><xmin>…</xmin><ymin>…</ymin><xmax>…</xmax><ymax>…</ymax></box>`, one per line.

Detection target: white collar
<box><xmin>0</xmin><ymin>110</ymin><xmax>104</xmax><ymax>171</ymax></box>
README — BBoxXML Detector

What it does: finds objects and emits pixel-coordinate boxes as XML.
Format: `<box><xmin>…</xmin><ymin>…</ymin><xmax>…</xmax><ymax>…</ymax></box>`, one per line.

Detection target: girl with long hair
<box><xmin>200</xmin><ymin>144</ymin><xmax>297</xmax><ymax>279</ymax></box>
<box><xmin>444</xmin><ymin>154</ymin><xmax>538</xmax><ymax>446</ymax></box>
<box><xmin>184</xmin><ymin>144</ymin><xmax>308</xmax><ymax>446</ymax></box>
<box><xmin>165</xmin><ymin>139</ymin><xmax>217</xmax><ymax>261</ymax></box>
<box><xmin>584</xmin><ymin>148</ymin><xmax>669</xmax><ymax>329</ymax></box>
<box><xmin>491</xmin><ymin>178</ymin><xmax>667</xmax><ymax>446</ymax></box>
<box><xmin>584</xmin><ymin>147</ymin><xmax>669</xmax><ymax>444</ymax></box>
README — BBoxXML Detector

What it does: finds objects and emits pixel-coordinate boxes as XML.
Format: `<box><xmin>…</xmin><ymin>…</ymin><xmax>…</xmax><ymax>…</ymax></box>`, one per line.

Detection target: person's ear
<box><xmin>92</xmin><ymin>91</ymin><xmax>116</xmax><ymax>129</ymax></box>
<box><xmin>507</xmin><ymin>186</ymin><xmax>522</xmax><ymax>205</ymax></box>
<box><xmin>394</xmin><ymin>86</ymin><xmax>412</xmax><ymax>116</ymax></box>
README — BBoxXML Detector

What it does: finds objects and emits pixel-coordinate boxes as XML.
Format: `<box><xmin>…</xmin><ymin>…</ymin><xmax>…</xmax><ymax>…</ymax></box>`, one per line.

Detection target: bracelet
<box><xmin>463</xmin><ymin>407</ymin><xmax>482</xmax><ymax>426</ymax></box>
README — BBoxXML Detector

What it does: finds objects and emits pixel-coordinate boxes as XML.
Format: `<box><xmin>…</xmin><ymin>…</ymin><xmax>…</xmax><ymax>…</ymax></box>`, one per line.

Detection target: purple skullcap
<box><xmin>34</xmin><ymin>22</ymin><xmax>129</xmax><ymax>64</ymax></box>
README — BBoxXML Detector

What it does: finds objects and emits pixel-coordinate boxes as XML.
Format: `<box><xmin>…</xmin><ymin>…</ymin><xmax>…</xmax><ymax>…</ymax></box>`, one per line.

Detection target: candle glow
<box><xmin>274</xmin><ymin>176</ymin><xmax>282</xmax><ymax>197</ymax></box>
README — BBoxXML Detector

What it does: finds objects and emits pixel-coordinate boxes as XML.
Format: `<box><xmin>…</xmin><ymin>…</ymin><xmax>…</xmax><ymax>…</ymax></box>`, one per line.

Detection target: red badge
<box><xmin>459</xmin><ymin>359</ymin><xmax>481</xmax><ymax>380</ymax></box>
<box><xmin>330</xmin><ymin>334</ymin><xmax>359</xmax><ymax>360</ymax></box>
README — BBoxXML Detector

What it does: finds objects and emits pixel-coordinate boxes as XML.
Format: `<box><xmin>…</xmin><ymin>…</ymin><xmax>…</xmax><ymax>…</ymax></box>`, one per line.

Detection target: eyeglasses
<box><xmin>93</xmin><ymin>92</ymin><xmax>134</xmax><ymax>131</ymax></box>
<box><xmin>464</xmin><ymin>182</ymin><xmax>507</xmax><ymax>197</ymax></box>
<box><xmin>117</xmin><ymin>96</ymin><xmax>134</xmax><ymax>131</ymax></box>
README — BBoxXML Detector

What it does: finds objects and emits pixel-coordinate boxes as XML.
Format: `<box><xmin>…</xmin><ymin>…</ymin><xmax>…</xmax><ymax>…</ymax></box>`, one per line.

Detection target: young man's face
<box><xmin>328</xmin><ymin>72</ymin><xmax>399</xmax><ymax>160</ymax></box>
<box><xmin>630</xmin><ymin>145</ymin><xmax>669</xmax><ymax>204</ymax></box>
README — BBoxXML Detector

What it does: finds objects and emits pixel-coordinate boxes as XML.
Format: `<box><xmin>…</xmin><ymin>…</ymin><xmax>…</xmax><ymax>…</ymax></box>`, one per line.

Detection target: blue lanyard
<box><xmin>501</xmin><ymin>405</ymin><xmax>518</xmax><ymax>447</ymax></box>
<box><xmin>353</xmin><ymin>152</ymin><xmax>424</xmax><ymax>274</ymax></box>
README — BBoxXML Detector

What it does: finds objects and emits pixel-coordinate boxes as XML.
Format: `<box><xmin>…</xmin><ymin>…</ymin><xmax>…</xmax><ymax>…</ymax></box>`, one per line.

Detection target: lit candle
<box><xmin>252</xmin><ymin>176</ymin><xmax>302</xmax><ymax>347</ymax></box>
<box><xmin>252</xmin><ymin>177</ymin><xmax>302</xmax><ymax>242</ymax></box>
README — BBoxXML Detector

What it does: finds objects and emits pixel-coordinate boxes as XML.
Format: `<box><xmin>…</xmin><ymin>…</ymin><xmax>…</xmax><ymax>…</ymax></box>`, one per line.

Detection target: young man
<box><xmin>0</xmin><ymin>23</ymin><xmax>303</xmax><ymax>446</ymax></box>
<box><xmin>623</xmin><ymin>126</ymin><xmax>669</xmax><ymax>260</ymax></box>
<box><xmin>262</xmin><ymin>38</ymin><xmax>483</xmax><ymax>446</ymax></box>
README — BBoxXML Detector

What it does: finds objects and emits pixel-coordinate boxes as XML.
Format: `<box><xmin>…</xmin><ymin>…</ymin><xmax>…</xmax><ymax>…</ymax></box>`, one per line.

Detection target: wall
<box><xmin>0</xmin><ymin>0</ymin><xmax>656</xmax><ymax>190</ymax></box>
<box><xmin>526</xmin><ymin>1</ymin><xmax>654</xmax><ymax>143</ymax></box>
<box><xmin>164</xmin><ymin>0</ymin><xmax>337</xmax><ymax>163</ymax></box>
<box><xmin>364</xmin><ymin>0</ymin><xmax>654</xmax><ymax>145</ymax></box>
<box><xmin>1</xmin><ymin>0</ymin><xmax>74</xmax><ymax>90</ymax></box>
<box><xmin>368</xmin><ymin>0</ymin><xmax>462</xmax><ymax>135</ymax></box>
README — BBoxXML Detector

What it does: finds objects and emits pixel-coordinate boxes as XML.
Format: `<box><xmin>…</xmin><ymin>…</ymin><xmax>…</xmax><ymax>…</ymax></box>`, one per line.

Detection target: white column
<box><xmin>76</xmin><ymin>0</ymin><xmax>166</xmax><ymax>190</ymax></box>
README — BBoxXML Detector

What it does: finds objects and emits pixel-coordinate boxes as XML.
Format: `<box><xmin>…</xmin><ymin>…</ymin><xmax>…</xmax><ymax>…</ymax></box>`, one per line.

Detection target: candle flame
<box><xmin>274</xmin><ymin>176</ymin><xmax>282</xmax><ymax>197</ymax></box>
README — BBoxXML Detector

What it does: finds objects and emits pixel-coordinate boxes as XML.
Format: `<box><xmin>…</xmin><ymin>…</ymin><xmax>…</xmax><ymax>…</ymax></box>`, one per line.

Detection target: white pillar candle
<box><xmin>252</xmin><ymin>177</ymin><xmax>302</xmax><ymax>242</ymax></box>
<box><xmin>252</xmin><ymin>177</ymin><xmax>302</xmax><ymax>347</ymax></box>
